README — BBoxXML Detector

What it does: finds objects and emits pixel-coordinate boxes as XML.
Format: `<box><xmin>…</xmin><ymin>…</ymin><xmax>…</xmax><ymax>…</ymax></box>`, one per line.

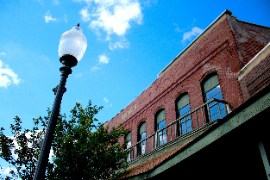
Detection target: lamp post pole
<box><xmin>33</xmin><ymin>65</ymin><xmax>72</xmax><ymax>180</ymax></box>
<box><xmin>33</xmin><ymin>24</ymin><xmax>87</xmax><ymax>180</ymax></box>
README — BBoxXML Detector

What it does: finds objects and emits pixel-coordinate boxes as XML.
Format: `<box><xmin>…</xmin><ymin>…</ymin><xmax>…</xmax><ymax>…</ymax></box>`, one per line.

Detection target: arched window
<box><xmin>155</xmin><ymin>110</ymin><xmax>167</xmax><ymax>146</ymax></box>
<box><xmin>176</xmin><ymin>93</ymin><xmax>192</xmax><ymax>135</ymax></box>
<box><xmin>202</xmin><ymin>74</ymin><xmax>226</xmax><ymax>121</ymax></box>
<box><xmin>126</xmin><ymin>132</ymin><xmax>132</xmax><ymax>161</ymax></box>
<box><xmin>137</xmin><ymin>122</ymin><xmax>146</xmax><ymax>156</ymax></box>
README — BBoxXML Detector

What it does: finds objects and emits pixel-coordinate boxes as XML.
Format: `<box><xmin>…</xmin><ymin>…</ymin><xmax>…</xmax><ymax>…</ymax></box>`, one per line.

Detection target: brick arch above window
<box><xmin>136</xmin><ymin>119</ymin><xmax>146</xmax><ymax>128</ymax></box>
<box><xmin>175</xmin><ymin>93</ymin><xmax>190</xmax><ymax>111</ymax></box>
<box><xmin>125</xmin><ymin>131</ymin><xmax>132</xmax><ymax>147</ymax></box>
<box><xmin>152</xmin><ymin>104</ymin><xmax>165</xmax><ymax>115</ymax></box>
<box><xmin>199</xmin><ymin>69</ymin><xmax>219</xmax><ymax>84</ymax></box>
<box><xmin>174</xmin><ymin>89</ymin><xmax>190</xmax><ymax>100</ymax></box>
<box><xmin>155</xmin><ymin>109</ymin><xmax>166</xmax><ymax>124</ymax></box>
<box><xmin>137</xmin><ymin>121</ymin><xmax>147</xmax><ymax>139</ymax></box>
<box><xmin>125</xmin><ymin>131</ymin><xmax>132</xmax><ymax>139</ymax></box>
<box><xmin>138</xmin><ymin>122</ymin><xmax>146</xmax><ymax>135</ymax></box>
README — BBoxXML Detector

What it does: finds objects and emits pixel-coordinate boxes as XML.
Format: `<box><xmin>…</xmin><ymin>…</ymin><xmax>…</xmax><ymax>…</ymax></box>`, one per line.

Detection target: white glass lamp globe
<box><xmin>58</xmin><ymin>24</ymin><xmax>87</xmax><ymax>67</ymax></box>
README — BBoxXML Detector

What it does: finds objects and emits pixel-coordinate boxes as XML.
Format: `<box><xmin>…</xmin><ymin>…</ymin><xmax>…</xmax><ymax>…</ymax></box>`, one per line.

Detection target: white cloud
<box><xmin>44</xmin><ymin>11</ymin><xmax>67</xmax><ymax>23</ymax></box>
<box><xmin>52</xmin><ymin>0</ymin><xmax>60</xmax><ymax>5</ymax></box>
<box><xmin>0</xmin><ymin>52</ymin><xmax>7</xmax><ymax>56</ymax></box>
<box><xmin>91</xmin><ymin>65</ymin><xmax>100</xmax><ymax>72</ymax></box>
<box><xmin>44</xmin><ymin>11</ymin><xmax>57</xmax><ymax>23</ymax></box>
<box><xmin>91</xmin><ymin>54</ymin><xmax>109</xmax><ymax>72</ymax></box>
<box><xmin>103</xmin><ymin>97</ymin><xmax>109</xmax><ymax>103</ymax></box>
<box><xmin>78</xmin><ymin>0</ymin><xmax>143</xmax><ymax>39</ymax></box>
<box><xmin>109</xmin><ymin>39</ymin><xmax>129</xmax><ymax>50</ymax></box>
<box><xmin>75</xmin><ymin>72</ymin><xmax>83</xmax><ymax>77</ymax></box>
<box><xmin>99</xmin><ymin>54</ymin><xmax>109</xmax><ymax>64</ymax></box>
<box><xmin>80</xmin><ymin>7</ymin><xmax>91</xmax><ymax>22</ymax></box>
<box><xmin>182</xmin><ymin>27</ymin><xmax>203</xmax><ymax>42</ymax></box>
<box><xmin>103</xmin><ymin>97</ymin><xmax>112</xmax><ymax>108</ymax></box>
<box><xmin>173</xmin><ymin>23</ymin><xmax>181</xmax><ymax>33</ymax></box>
<box><xmin>62</xmin><ymin>14</ymin><xmax>68</xmax><ymax>23</ymax></box>
<box><xmin>0</xmin><ymin>60</ymin><xmax>20</xmax><ymax>88</ymax></box>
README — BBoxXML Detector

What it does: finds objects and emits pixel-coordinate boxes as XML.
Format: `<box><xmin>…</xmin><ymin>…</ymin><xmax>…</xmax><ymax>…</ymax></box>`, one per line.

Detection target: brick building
<box><xmin>105</xmin><ymin>10</ymin><xmax>270</xmax><ymax>179</ymax></box>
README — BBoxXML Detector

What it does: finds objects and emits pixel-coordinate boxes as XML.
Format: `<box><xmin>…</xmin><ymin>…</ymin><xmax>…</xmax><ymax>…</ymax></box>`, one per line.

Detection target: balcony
<box><xmin>126</xmin><ymin>98</ymin><xmax>231</xmax><ymax>163</ymax></box>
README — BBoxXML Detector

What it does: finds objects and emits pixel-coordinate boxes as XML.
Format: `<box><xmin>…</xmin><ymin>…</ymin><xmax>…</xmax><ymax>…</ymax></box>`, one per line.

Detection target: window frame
<box><xmin>155</xmin><ymin>109</ymin><xmax>167</xmax><ymax>147</ymax></box>
<box><xmin>126</xmin><ymin>132</ymin><xmax>132</xmax><ymax>161</ymax></box>
<box><xmin>176</xmin><ymin>93</ymin><xmax>192</xmax><ymax>136</ymax></box>
<box><xmin>137</xmin><ymin>122</ymin><xmax>146</xmax><ymax>156</ymax></box>
<box><xmin>201</xmin><ymin>73</ymin><xmax>226</xmax><ymax>122</ymax></box>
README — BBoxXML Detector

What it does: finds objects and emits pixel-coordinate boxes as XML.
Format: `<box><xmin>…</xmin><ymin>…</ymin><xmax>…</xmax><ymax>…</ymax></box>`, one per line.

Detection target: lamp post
<box><xmin>33</xmin><ymin>24</ymin><xmax>87</xmax><ymax>180</ymax></box>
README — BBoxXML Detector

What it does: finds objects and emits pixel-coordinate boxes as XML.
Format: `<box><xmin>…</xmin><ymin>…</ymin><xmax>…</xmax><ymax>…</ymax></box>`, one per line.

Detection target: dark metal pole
<box><xmin>33</xmin><ymin>66</ymin><xmax>72</xmax><ymax>180</ymax></box>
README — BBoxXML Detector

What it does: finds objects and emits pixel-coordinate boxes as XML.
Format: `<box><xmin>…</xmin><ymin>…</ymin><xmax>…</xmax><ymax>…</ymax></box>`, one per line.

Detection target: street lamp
<box><xmin>33</xmin><ymin>24</ymin><xmax>87</xmax><ymax>180</ymax></box>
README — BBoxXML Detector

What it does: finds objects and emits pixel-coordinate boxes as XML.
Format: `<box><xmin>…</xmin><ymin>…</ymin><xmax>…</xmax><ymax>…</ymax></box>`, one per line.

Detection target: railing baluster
<box><xmin>195</xmin><ymin>109</ymin><xmax>198</xmax><ymax>129</ymax></box>
<box><xmin>217</xmin><ymin>102</ymin><xmax>222</xmax><ymax>119</ymax></box>
<box><xmin>126</xmin><ymin>99</ymin><xmax>230</xmax><ymax>162</ymax></box>
<box><xmin>201</xmin><ymin>107</ymin><xmax>205</xmax><ymax>126</ymax></box>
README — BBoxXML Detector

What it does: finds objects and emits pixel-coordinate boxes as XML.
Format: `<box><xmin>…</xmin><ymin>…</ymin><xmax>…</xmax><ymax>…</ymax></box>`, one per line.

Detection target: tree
<box><xmin>0</xmin><ymin>101</ymin><xmax>128</xmax><ymax>180</ymax></box>
<box><xmin>0</xmin><ymin>115</ymin><xmax>47</xmax><ymax>180</ymax></box>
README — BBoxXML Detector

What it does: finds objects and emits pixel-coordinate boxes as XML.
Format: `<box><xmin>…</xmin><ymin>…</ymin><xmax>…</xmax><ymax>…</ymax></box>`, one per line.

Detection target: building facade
<box><xmin>105</xmin><ymin>10</ymin><xmax>270</xmax><ymax>179</ymax></box>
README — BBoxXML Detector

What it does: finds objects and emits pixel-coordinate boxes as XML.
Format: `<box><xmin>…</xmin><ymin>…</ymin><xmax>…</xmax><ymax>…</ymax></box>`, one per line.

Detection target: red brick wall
<box><xmin>238</xmin><ymin>44</ymin><xmax>270</xmax><ymax>100</ymax></box>
<box><xmin>106</xmin><ymin>14</ymin><xmax>270</xmax><ymax>146</ymax></box>
<box><xmin>228</xmin><ymin>16</ymin><xmax>270</xmax><ymax>65</ymax></box>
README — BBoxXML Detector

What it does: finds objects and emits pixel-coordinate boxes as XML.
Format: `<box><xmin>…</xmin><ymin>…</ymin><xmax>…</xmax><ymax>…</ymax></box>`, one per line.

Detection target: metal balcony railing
<box><xmin>126</xmin><ymin>98</ymin><xmax>231</xmax><ymax>162</ymax></box>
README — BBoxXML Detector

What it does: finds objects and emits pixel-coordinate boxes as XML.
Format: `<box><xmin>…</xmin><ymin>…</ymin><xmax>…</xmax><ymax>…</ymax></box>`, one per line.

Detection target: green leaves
<box><xmin>49</xmin><ymin>100</ymin><xmax>128</xmax><ymax>179</ymax></box>
<box><xmin>0</xmin><ymin>100</ymin><xmax>128</xmax><ymax>180</ymax></box>
<box><xmin>0</xmin><ymin>115</ymin><xmax>46</xmax><ymax>179</ymax></box>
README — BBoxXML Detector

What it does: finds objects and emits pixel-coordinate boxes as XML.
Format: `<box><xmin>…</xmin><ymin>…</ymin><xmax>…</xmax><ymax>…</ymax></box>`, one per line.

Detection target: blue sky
<box><xmin>0</xmin><ymin>0</ymin><xmax>270</xmax><ymax>135</ymax></box>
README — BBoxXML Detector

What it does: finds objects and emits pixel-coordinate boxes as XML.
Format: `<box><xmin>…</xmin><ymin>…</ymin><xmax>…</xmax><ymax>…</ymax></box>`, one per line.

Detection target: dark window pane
<box><xmin>138</xmin><ymin>125</ymin><xmax>146</xmax><ymax>155</ymax></box>
<box><xmin>205</xmin><ymin>85</ymin><xmax>223</xmax><ymax>100</ymax></box>
<box><xmin>140</xmin><ymin>132</ymin><xmax>146</xmax><ymax>140</ymax></box>
<box><xmin>180</xmin><ymin>104</ymin><xmax>190</xmax><ymax>115</ymax></box>
<box><xmin>179</xmin><ymin>104</ymin><xmax>192</xmax><ymax>135</ymax></box>
<box><xmin>158</xmin><ymin>120</ymin><xmax>166</xmax><ymax>129</ymax></box>
<box><xmin>157</xmin><ymin>119</ymin><xmax>167</xmax><ymax>146</ymax></box>
<box><xmin>138</xmin><ymin>136</ymin><xmax>146</xmax><ymax>155</ymax></box>
<box><xmin>204</xmin><ymin>84</ymin><xmax>226</xmax><ymax>122</ymax></box>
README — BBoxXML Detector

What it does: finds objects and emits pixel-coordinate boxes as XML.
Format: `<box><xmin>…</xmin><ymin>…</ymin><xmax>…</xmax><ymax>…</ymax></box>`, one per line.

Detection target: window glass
<box><xmin>203</xmin><ymin>75</ymin><xmax>226</xmax><ymax>121</ymax></box>
<box><xmin>177</xmin><ymin>94</ymin><xmax>192</xmax><ymax>135</ymax></box>
<box><xmin>179</xmin><ymin>104</ymin><xmax>192</xmax><ymax>135</ymax></box>
<box><xmin>138</xmin><ymin>123</ymin><xmax>146</xmax><ymax>155</ymax></box>
<box><xmin>158</xmin><ymin>119</ymin><xmax>166</xmax><ymax>129</ymax></box>
<box><xmin>179</xmin><ymin>104</ymin><xmax>190</xmax><ymax>115</ymax></box>
<box><xmin>156</xmin><ymin>110</ymin><xmax>167</xmax><ymax>146</ymax></box>
<box><xmin>126</xmin><ymin>132</ymin><xmax>132</xmax><ymax>161</ymax></box>
<box><xmin>205</xmin><ymin>85</ymin><xmax>223</xmax><ymax>100</ymax></box>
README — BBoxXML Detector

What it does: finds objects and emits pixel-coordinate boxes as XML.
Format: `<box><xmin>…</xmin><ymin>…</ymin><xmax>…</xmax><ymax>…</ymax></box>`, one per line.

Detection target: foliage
<box><xmin>0</xmin><ymin>114</ymin><xmax>48</xmax><ymax>180</ymax></box>
<box><xmin>0</xmin><ymin>101</ymin><xmax>128</xmax><ymax>180</ymax></box>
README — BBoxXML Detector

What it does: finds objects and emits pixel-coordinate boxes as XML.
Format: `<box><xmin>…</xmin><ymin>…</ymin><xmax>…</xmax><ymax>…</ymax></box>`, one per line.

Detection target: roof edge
<box><xmin>158</xmin><ymin>9</ymin><xmax>232</xmax><ymax>76</ymax></box>
<box><xmin>238</xmin><ymin>42</ymin><xmax>270</xmax><ymax>80</ymax></box>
